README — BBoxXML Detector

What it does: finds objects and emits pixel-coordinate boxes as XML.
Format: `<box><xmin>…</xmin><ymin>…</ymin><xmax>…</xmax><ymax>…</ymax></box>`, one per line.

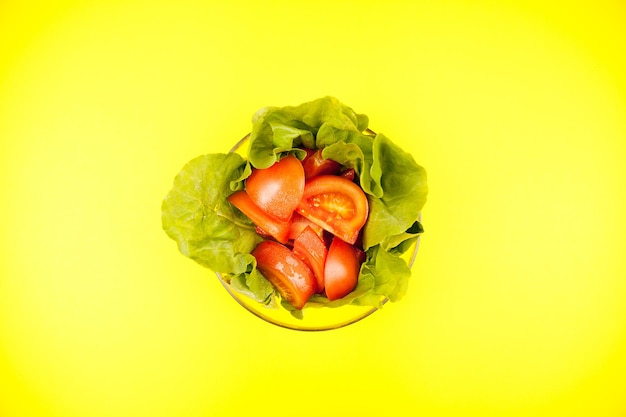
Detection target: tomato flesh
<box><xmin>252</xmin><ymin>240</ymin><xmax>316</xmax><ymax>310</ymax></box>
<box><xmin>339</xmin><ymin>168</ymin><xmax>356</xmax><ymax>182</ymax></box>
<box><xmin>302</xmin><ymin>149</ymin><xmax>341</xmax><ymax>179</ymax></box>
<box><xmin>296</xmin><ymin>175</ymin><xmax>369</xmax><ymax>245</ymax></box>
<box><xmin>324</xmin><ymin>237</ymin><xmax>360</xmax><ymax>301</ymax></box>
<box><xmin>227</xmin><ymin>190</ymin><xmax>291</xmax><ymax>243</ymax></box>
<box><xmin>233</xmin><ymin>148</ymin><xmax>373</xmax><ymax>307</ymax></box>
<box><xmin>245</xmin><ymin>155</ymin><xmax>305</xmax><ymax>221</ymax></box>
<box><xmin>288</xmin><ymin>212</ymin><xmax>324</xmax><ymax>241</ymax></box>
<box><xmin>292</xmin><ymin>226</ymin><xmax>327</xmax><ymax>292</ymax></box>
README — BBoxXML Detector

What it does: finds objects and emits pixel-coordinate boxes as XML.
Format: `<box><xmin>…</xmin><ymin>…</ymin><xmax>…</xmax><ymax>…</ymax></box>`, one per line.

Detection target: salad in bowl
<box><xmin>161</xmin><ymin>97</ymin><xmax>428</xmax><ymax>329</ymax></box>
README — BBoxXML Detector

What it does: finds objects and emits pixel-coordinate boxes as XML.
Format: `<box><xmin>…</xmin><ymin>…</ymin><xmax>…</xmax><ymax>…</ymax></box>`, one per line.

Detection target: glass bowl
<box><xmin>216</xmin><ymin>132</ymin><xmax>422</xmax><ymax>331</ymax></box>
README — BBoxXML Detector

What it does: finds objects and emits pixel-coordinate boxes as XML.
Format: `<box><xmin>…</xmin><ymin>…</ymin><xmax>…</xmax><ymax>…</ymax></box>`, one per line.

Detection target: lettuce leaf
<box><xmin>161</xmin><ymin>97</ymin><xmax>428</xmax><ymax>315</ymax></box>
<box><xmin>247</xmin><ymin>96</ymin><xmax>368</xmax><ymax>168</ymax></box>
<box><xmin>162</xmin><ymin>153</ymin><xmax>258</xmax><ymax>273</ymax></box>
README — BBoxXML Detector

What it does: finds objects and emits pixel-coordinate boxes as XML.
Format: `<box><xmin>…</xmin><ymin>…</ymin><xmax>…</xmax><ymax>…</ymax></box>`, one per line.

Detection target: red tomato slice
<box><xmin>295</xmin><ymin>175</ymin><xmax>369</xmax><ymax>245</ymax></box>
<box><xmin>353</xmin><ymin>244</ymin><xmax>366</xmax><ymax>265</ymax></box>
<box><xmin>255</xmin><ymin>226</ymin><xmax>271</xmax><ymax>239</ymax></box>
<box><xmin>227</xmin><ymin>190</ymin><xmax>291</xmax><ymax>243</ymax></box>
<box><xmin>324</xmin><ymin>237</ymin><xmax>360</xmax><ymax>301</ymax></box>
<box><xmin>288</xmin><ymin>212</ymin><xmax>324</xmax><ymax>241</ymax></box>
<box><xmin>339</xmin><ymin>168</ymin><xmax>356</xmax><ymax>182</ymax></box>
<box><xmin>245</xmin><ymin>155</ymin><xmax>304</xmax><ymax>221</ymax></box>
<box><xmin>292</xmin><ymin>226</ymin><xmax>327</xmax><ymax>292</ymax></box>
<box><xmin>252</xmin><ymin>240</ymin><xmax>316</xmax><ymax>310</ymax></box>
<box><xmin>302</xmin><ymin>149</ymin><xmax>341</xmax><ymax>179</ymax></box>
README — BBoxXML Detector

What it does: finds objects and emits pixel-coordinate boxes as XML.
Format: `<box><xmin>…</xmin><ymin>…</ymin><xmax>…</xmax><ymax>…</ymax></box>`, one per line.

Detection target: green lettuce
<box><xmin>161</xmin><ymin>96</ymin><xmax>428</xmax><ymax>314</ymax></box>
<box><xmin>161</xmin><ymin>153</ymin><xmax>275</xmax><ymax>304</ymax></box>
<box><xmin>247</xmin><ymin>96</ymin><xmax>368</xmax><ymax>169</ymax></box>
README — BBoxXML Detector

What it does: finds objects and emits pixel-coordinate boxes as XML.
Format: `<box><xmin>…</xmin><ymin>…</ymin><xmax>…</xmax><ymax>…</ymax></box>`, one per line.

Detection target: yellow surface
<box><xmin>2</xmin><ymin>1</ymin><xmax>626</xmax><ymax>416</ymax></box>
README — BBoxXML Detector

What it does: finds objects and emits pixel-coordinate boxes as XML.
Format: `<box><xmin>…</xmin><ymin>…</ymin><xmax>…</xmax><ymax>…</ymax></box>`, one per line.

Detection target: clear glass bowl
<box><xmin>216</xmin><ymin>132</ymin><xmax>422</xmax><ymax>331</ymax></box>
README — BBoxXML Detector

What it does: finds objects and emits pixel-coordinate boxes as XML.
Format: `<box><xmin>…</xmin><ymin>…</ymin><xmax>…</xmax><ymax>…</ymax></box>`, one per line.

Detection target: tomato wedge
<box><xmin>295</xmin><ymin>175</ymin><xmax>369</xmax><ymax>245</ymax></box>
<box><xmin>324</xmin><ymin>237</ymin><xmax>360</xmax><ymax>301</ymax></box>
<box><xmin>227</xmin><ymin>190</ymin><xmax>291</xmax><ymax>243</ymax></box>
<box><xmin>339</xmin><ymin>168</ymin><xmax>356</xmax><ymax>182</ymax></box>
<box><xmin>252</xmin><ymin>240</ymin><xmax>316</xmax><ymax>310</ymax></box>
<box><xmin>292</xmin><ymin>226</ymin><xmax>327</xmax><ymax>292</ymax></box>
<box><xmin>287</xmin><ymin>212</ymin><xmax>324</xmax><ymax>241</ymax></box>
<box><xmin>245</xmin><ymin>155</ymin><xmax>304</xmax><ymax>221</ymax></box>
<box><xmin>302</xmin><ymin>149</ymin><xmax>341</xmax><ymax>179</ymax></box>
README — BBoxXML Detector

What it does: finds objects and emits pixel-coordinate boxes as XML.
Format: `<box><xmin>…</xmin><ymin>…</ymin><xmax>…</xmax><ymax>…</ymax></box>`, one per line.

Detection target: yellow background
<box><xmin>2</xmin><ymin>1</ymin><xmax>626</xmax><ymax>416</ymax></box>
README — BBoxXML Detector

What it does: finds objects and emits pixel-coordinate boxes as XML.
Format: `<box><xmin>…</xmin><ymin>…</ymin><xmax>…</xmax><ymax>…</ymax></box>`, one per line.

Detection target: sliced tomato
<box><xmin>324</xmin><ymin>237</ymin><xmax>360</xmax><ymax>301</ymax></box>
<box><xmin>295</xmin><ymin>175</ymin><xmax>369</xmax><ymax>245</ymax></box>
<box><xmin>287</xmin><ymin>212</ymin><xmax>324</xmax><ymax>241</ymax></box>
<box><xmin>245</xmin><ymin>155</ymin><xmax>305</xmax><ymax>221</ymax></box>
<box><xmin>354</xmin><ymin>246</ymin><xmax>366</xmax><ymax>264</ymax></box>
<box><xmin>339</xmin><ymin>168</ymin><xmax>356</xmax><ymax>182</ymax></box>
<box><xmin>252</xmin><ymin>240</ymin><xmax>316</xmax><ymax>310</ymax></box>
<box><xmin>292</xmin><ymin>226</ymin><xmax>327</xmax><ymax>292</ymax></box>
<box><xmin>302</xmin><ymin>149</ymin><xmax>341</xmax><ymax>179</ymax></box>
<box><xmin>255</xmin><ymin>226</ymin><xmax>271</xmax><ymax>239</ymax></box>
<box><xmin>227</xmin><ymin>190</ymin><xmax>291</xmax><ymax>243</ymax></box>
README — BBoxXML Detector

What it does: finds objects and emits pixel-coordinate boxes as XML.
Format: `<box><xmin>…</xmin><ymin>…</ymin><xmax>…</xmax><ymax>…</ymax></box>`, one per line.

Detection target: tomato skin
<box><xmin>339</xmin><ymin>168</ymin><xmax>356</xmax><ymax>182</ymax></box>
<box><xmin>302</xmin><ymin>149</ymin><xmax>341</xmax><ymax>179</ymax></box>
<box><xmin>227</xmin><ymin>190</ymin><xmax>291</xmax><ymax>244</ymax></box>
<box><xmin>295</xmin><ymin>175</ymin><xmax>369</xmax><ymax>245</ymax></box>
<box><xmin>353</xmin><ymin>244</ymin><xmax>366</xmax><ymax>265</ymax></box>
<box><xmin>245</xmin><ymin>155</ymin><xmax>305</xmax><ymax>221</ymax></box>
<box><xmin>252</xmin><ymin>241</ymin><xmax>316</xmax><ymax>310</ymax></box>
<box><xmin>324</xmin><ymin>237</ymin><xmax>360</xmax><ymax>301</ymax></box>
<box><xmin>288</xmin><ymin>212</ymin><xmax>324</xmax><ymax>241</ymax></box>
<box><xmin>255</xmin><ymin>226</ymin><xmax>271</xmax><ymax>239</ymax></box>
<box><xmin>292</xmin><ymin>226</ymin><xmax>327</xmax><ymax>292</ymax></box>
